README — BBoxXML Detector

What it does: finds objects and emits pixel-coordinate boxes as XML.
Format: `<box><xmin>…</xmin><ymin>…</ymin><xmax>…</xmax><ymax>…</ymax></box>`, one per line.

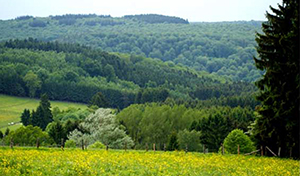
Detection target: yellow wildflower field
<box><xmin>0</xmin><ymin>147</ymin><xmax>298</xmax><ymax>175</ymax></box>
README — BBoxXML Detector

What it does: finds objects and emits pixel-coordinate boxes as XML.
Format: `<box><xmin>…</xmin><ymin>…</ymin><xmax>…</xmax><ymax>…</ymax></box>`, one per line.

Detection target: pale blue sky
<box><xmin>0</xmin><ymin>0</ymin><xmax>281</xmax><ymax>22</ymax></box>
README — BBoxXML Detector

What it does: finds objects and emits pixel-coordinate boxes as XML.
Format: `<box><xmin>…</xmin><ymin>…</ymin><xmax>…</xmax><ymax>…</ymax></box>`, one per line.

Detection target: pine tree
<box><xmin>20</xmin><ymin>109</ymin><xmax>31</xmax><ymax>126</ymax></box>
<box><xmin>35</xmin><ymin>94</ymin><xmax>53</xmax><ymax>130</ymax></box>
<box><xmin>253</xmin><ymin>0</ymin><xmax>299</xmax><ymax>158</ymax></box>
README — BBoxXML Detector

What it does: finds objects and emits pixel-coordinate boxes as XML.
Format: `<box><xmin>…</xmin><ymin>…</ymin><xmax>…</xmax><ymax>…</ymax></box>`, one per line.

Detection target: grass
<box><xmin>0</xmin><ymin>94</ymin><xmax>87</xmax><ymax>132</ymax></box>
<box><xmin>0</xmin><ymin>147</ymin><xmax>298</xmax><ymax>175</ymax></box>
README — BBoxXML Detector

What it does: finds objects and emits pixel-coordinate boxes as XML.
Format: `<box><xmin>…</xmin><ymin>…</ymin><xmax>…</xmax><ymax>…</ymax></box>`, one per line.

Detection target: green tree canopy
<box><xmin>23</xmin><ymin>70</ymin><xmax>41</xmax><ymax>98</ymax></box>
<box><xmin>223</xmin><ymin>129</ymin><xmax>254</xmax><ymax>154</ymax></box>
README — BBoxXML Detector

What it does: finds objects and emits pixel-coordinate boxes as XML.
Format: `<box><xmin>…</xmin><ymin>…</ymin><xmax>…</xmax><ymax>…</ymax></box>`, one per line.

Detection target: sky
<box><xmin>0</xmin><ymin>0</ymin><xmax>282</xmax><ymax>22</ymax></box>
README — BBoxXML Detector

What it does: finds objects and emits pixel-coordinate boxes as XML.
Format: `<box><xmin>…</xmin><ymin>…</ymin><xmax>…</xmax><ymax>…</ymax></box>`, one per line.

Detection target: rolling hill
<box><xmin>0</xmin><ymin>14</ymin><xmax>263</xmax><ymax>82</ymax></box>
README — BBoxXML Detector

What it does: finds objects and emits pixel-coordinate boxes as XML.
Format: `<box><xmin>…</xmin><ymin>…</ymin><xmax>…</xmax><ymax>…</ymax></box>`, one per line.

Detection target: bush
<box><xmin>223</xmin><ymin>129</ymin><xmax>255</xmax><ymax>154</ymax></box>
<box><xmin>88</xmin><ymin>141</ymin><xmax>106</xmax><ymax>149</ymax></box>
<box><xmin>65</xmin><ymin>140</ymin><xmax>76</xmax><ymax>148</ymax></box>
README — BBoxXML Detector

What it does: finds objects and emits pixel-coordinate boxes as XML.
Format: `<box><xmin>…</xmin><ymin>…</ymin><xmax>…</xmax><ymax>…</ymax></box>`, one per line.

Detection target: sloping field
<box><xmin>0</xmin><ymin>94</ymin><xmax>87</xmax><ymax>131</ymax></box>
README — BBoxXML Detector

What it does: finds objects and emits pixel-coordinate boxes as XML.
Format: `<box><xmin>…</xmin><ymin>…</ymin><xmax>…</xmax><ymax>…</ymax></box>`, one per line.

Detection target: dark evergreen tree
<box><xmin>89</xmin><ymin>92</ymin><xmax>109</xmax><ymax>108</ymax></box>
<box><xmin>167</xmin><ymin>132</ymin><xmax>179</xmax><ymax>151</ymax></box>
<box><xmin>253</xmin><ymin>0</ymin><xmax>299</xmax><ymax>158</ymax></box>
<box><xmin>4</xmin><ymin>128</ymin><xmax>10</xmax><ymax>136</ymax></box>
<box><xmin>35</xmin><ymin>94</ymin><xmax>53</xmax><ymax>130</ymax></box>
<box><xmin>47</xmin><ymin>121</ymin><xmax>65</xmax><ymax>145</ymax></box>
<box><xmin>0</xmin><ymin>130</ymin><xmax>3</xmax><ymax>139</ymax></box>
<box><xmin>20</xmin><ymin>109</ymin><xmax>31</xmax><ymax>126</ymax></box>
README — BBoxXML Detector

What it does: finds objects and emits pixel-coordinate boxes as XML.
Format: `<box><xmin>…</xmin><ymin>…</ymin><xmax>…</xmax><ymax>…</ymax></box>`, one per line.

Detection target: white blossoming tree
<box><xmin>68</xmin><ymin>108</ymin><xmax>134</xmax><ymax>149</ymax></box>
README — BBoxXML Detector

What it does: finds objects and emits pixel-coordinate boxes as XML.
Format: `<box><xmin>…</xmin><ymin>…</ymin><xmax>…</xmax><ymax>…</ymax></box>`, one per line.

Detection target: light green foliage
<box><xmin>64</xmin><ymin>139</ymin><xmax>76</xmax><ymax>148</ymax></box>
<box><xmin>117</xmin><ymin>103</ymin><xmax>255</xmax><ymax>150</ymax></box>
<box><xmin>177</xmin><ymin>129</ymin><xmax>201</xmax><ymax>151</ymax></box>
<box><xmin>68</xmin><ymin>108</ymin><xmax>134</xmax><ymax>149</ymax></box>
<box><xmin>53</xmin><ymin>107</ymin><xmax>90</xmax><ymax>122</ymax></box>
<box><xmin>88</xmin><ymin>141</ymin><xmax>106</xmax><ymax>149</ymax></box>
<box><xmin>23</xmin><ymin>70</ymin><xmax>41</xmax><ymax>98</ymax></box>
<box><xmin>4</xmin><ymin>125</ymin><xmax>53</xmax><ymax>146</ymax></box>
<box><xmin>223</xmin><ymin>129</ymin><xmax>254</xmax><ymax>154</ymax></box>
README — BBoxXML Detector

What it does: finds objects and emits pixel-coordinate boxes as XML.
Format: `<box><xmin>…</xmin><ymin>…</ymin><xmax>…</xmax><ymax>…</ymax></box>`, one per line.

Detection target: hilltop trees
<box><xmin>253</xmin><ymin>0</ymin><xmax>299</xmax><ymax>158</ymax></box>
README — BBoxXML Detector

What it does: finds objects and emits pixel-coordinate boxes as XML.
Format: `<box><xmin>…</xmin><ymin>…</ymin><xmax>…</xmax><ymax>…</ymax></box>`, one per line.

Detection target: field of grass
<box><xmin>0</xmin><ymin>147</ymin><xmax>298</xmax><ymax>176</ymax></box>
<box><xmin>0</xmin><ymin>94</ymin><xmax>87</xmax><ymax>132</ymax></box>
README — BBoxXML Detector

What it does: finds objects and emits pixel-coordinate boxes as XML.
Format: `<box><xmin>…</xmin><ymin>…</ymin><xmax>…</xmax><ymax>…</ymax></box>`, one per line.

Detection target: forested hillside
<box><xmin>0</xmin><ymin>39</ymin><xmax>258</xmax><ymax>109</ymax></box>
<box><xmin>0</xmin><ymin>14</ymin><xmax>262</xmax><ymax>82</ymax></box>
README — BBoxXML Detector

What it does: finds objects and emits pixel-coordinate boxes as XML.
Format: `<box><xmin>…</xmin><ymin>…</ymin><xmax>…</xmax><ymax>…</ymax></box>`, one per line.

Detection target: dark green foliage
<box><xmin>63</xmin><ymin>120</ymin><xmax>81</xmax><ymax>137</ymax></box>
<box><xmin>89</xmin><ymin>92</ymin><xmax>109</xmax><ymax>108</ymax></box>
<box><xmin>20</xmin><ymin>109</ymin><xmax>31</xmax><ymax>126</ymax></box>
<box><xmin>167</xmin><ymin>132</ymin><xmax>179</xmax><ymax>151</ymax></box>
<box><xmin>29</xmin><ymin>19</ymin><xmax>47</xmax><ymax>27</ymax></box>
<box><xmin>0</xmin><ymin>130</ymin><xmax>3</xmax><ymax>139</ymax></box>
<box><xmin>253</xmin><ymin>0</ymin><xmax>299</xmax><ymax>158</ymax></box>
<box><xmin>189</xmin><ymin>120</ymin><xmax>198</xmax><ymax>131</ymax></box>
<box><xmin>4</xmin><ymin>128</ymin><xmax>9</xmax><ymax>136</ymax></box>
<box><xmin>124</xmin><ymin>14</ymin><xmax>189</xmax><ymax>24</ymax></box>
<box><xmin>135</xmin><ymin>88</ymin><xmax>169</xmax><ymax>104</ymax></box>
<box><xmin>15</xmin><ymin>16</ymin><xmax>33</xmax><ymax>20</ymax></box>
<box><xmin>33</xmin><ymin>94</ymin><xmax>53</xmax><ymax>130</ymax></box>
<box><xmin>198</xmin><ymin>114</ymin><xmax>232</xmax><ymax>151</ymax></box>
<box><xmin>46</xmin><ymin>121</ymin><xmax>65</xmax><ymax>145</ymax></box>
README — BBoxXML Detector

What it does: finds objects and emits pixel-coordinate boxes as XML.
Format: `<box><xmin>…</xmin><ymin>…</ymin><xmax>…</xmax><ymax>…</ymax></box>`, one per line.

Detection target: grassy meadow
<box><xmin>0</xmin><ymin>147</ymin><xmax>298</xmax><ymax>175</ymax></box>
<box><xmin>0</xmin><ymin>94</ymin><xmax>87</xmax><ymax>132</ymax></box>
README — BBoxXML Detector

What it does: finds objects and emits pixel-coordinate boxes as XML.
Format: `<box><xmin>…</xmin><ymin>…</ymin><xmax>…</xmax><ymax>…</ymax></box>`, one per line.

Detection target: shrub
<box><xmin>223</xmin><ymin>129</ymin><xmax>255</xmax><ymax>154</ymax></box>
<box><xmin>88</xmin><ymin>141</ymin><xmax>106</xmax><ymax>149</ymax></box>
<box><xmin>65</xmin><ymin>140</ymin><xmax>76</xmax><ymax>148</ymax></box>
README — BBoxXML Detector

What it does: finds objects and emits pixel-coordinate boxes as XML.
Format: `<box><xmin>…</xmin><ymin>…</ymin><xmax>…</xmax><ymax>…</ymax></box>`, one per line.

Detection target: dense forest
<box><xmin>0</xmin><ymin>39</ymin><xmax>258</xmax><ymax>109</ymax></box>
<box><xmin>0</xmin><ymin>14</ymin><xmax>262</xmax><ymax>82</ymax></box>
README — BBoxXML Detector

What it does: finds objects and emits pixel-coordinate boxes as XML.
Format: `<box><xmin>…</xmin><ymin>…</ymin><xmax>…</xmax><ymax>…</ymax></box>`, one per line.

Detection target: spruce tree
<box><xmin>253</xmin><ymin>0</ymin><xmax>299</xmax><ymax>158</ymax></box>
<box><xmin>35</xmin><ymin>93</ymin><xmax>53</xmax><ymax>130</ymax></box>
<box><xmin>20</xmin><ymin>109</ymin><xmax>31</xmax><ymax>126</ymax></box>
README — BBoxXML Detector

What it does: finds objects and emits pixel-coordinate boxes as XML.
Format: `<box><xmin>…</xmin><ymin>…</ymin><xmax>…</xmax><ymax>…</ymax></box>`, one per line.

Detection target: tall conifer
<box><xmin>253</xmin><ymin>0</ymin><xmax>299</xmax><ymax>158</ymax></box>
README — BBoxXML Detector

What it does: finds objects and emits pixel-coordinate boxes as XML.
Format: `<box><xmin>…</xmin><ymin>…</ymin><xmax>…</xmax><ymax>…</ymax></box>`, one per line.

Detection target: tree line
<box><xmin>0</xmin><ymin>39</ymin><xmax>257</xmax><ymax>109</ymax></box>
